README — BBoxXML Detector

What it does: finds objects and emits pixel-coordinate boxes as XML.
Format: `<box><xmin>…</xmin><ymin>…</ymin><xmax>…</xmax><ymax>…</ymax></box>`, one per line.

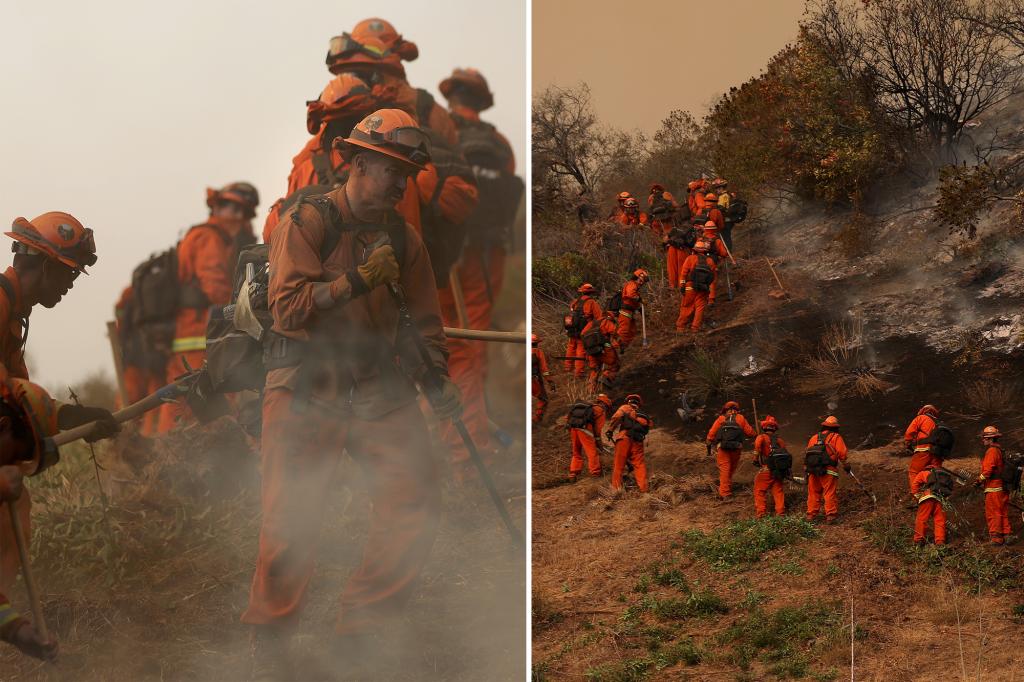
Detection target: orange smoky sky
<box><xmin>533</xmin><ymin>0</ymin><xmax>807</xmax><ymax>134</ymax></box>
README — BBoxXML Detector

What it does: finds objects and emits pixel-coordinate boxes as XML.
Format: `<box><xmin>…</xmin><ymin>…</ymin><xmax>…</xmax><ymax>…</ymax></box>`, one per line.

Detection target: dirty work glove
<box><xmin>351</xmin><ymin>244</ymin><xmax>400</xmax><ymax>296</ymax></box>
<box><xmin>0</xmin><ymin>466</ymin><xmax>24</xmax><ymax>502</ymax></box>
<box><xmin>430</xmin><ymin>376</ymin><xmax>463</xmax><ymax>420</ymax></box>
<box><xmin>9</xmin><ymin>622</ymin><xmax>57</xmax><ymax>662</ymax></box>
<box><xmin>57</xmin><ymin>404</ymin><xmax>119</xmax><ymax>442</ymax></box>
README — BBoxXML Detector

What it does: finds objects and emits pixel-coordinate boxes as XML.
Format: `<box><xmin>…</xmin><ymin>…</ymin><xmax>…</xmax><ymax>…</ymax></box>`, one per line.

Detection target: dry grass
<box><xmin>795</xmin><ymin>319</ymin><xmax>894</xmax><ymax>398</ymax></box>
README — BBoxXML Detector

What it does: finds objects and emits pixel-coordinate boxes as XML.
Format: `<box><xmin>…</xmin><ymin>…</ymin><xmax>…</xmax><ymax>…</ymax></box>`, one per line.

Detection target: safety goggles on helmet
<box><xmin>9</xmin><ymin>223</ymin><xmax>97</xmax><ymax>270</ymax></box>
<box><xmin>328</xmin><ymin>33</ymin><xmax>391</xmax><ymax>60</ymax></box>
<box><xmin>350</xmin><ymin>125</ymin><xmax>431</xmax><ymax>166</ymax></box>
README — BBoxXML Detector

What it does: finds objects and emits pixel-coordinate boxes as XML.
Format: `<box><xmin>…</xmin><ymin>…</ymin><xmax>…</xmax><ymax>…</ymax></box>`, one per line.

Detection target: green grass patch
<box><xmin>683</xmin><ymin>517</ymin><xmax>819</xmax><ymax>571</ymax></box>
<box><xmin>862</xmin><ymin>516</ymin><xmax>1021</xmax><ymax>589</ymax></box>
<box><xmin>646</xmin><ymin>588</ymin><xmax>729</xmax><ymax>621</ymax></box>
<box><xmin>719</xmin><ymin>603</ymin><xmax>846</xmax><ymax>679</ymax></box>
<box><xmin>532</xmin><ymin>593</ymin><xmax>565</xmax><ymax>631</ymax></box>
<box><xmin>584</xmin><ymin>636</ymin><xmax>706</xmax><ymax>681</ymax></box>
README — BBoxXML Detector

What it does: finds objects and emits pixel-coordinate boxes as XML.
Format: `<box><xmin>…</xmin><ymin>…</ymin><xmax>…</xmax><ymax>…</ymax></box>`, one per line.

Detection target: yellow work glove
<box><xmin>356</xmin><ymin>245</ymin><xmax>400</xmax><ymax>291</ymax></box>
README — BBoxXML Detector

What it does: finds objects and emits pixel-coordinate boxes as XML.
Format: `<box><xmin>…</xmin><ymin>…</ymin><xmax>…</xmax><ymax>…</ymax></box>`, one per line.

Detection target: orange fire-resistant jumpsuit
<box><xmin>752</xmin><ymin>432</ymin><xmax>787</xmax><ymax>517</ymax></box>
<box><xmin>665</xmin><ymin>226</ymin><xmax>695</xmax><ymax>291</ymax></box>
<box><xmin>688</xmin><ymin>180</ymin><xmax>709</xmax><ymax>216</ymax></box>
<box><xmin>676</xmin><ymin>252</ymin><xmax>718</xmax><ymax>331</ymax></box>
<box><xmin>805</xmin><ymin>430</ymin><xmax>849</xmax><ymax>522</ymax></box>
<box><xmin>980</xmin><ymin>445</ymin><xmax>1011</xmax><ymax>544</ymax></box>
<box><xmin>701</xmin><ymin>206</ymin><xmax>725</xmax><ymax>233</ymax></box>
<box><xmin>903</xmin><ymin>411</ymin><xmax>940</xmax><ymax>491</ymax></box>
<box><xmin>565</xmin><ymin>294</ymin><xmax>602</xmax><ymax>376</ymax></box>
<box><xmin>616</xmin><ymin>211</ymin><xmax>649</xmax><ymax>228</ymax></box>
<box><xmin>609</xmin><ymin>403</ymin><xmax>650</xmax><ymax>492</ymax></box>
<box><xmin>582</xmin><ymin>313</ymin><xmax>620</xmax><ymax>393</ymax></box>
<box><xmin>617</xmin><ymin>279</ymin><xmax>644</xmax><ymax>351</ymax></box>
<box><xmin>532</xmin><ymin>345</ymin><xmax>551</xmax><ymax>423</ymax></box>
<box><xmin>0</xmin><ymin>267</ymin><xmax>35</xmax><ymax>595</ymax></box>
<box><xmin>157</xmin><ymin>218</ymin><xmax>238</xmax><ymax>433</ymax></box>
<box><xmin>707</xmin><ymin>412</ymin><xmax>756</xmax><ymax>498</ymax></box>
<box><xmin>911</xmin><ymin>466</ymin><xmax>947</xmax><ymax>545</ymax></box>
<box><xmin>114</xmin><ymin>286</ymin><xmax>162</xmax><ymax>435</ymax></box>
<box><xmin>569</xmin><ymin>401</ymin><xmax>608</xmax><ymax>478</ymax></box>
<box><xmin>241</xmin><ymin>186</ymin><xmax>447</xmax><ymax>635</ymax></box>
<box><xmin>648</xmin><ymin>191</ymin><xmax>679</xmax><ymax>239</ymax></box>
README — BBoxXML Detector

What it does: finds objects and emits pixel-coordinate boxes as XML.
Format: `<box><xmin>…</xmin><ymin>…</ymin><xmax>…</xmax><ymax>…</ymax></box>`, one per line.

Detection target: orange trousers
<box><xmin>676</xmin><ymin>290</ymin><xmax>709</xmax><ymax>331</ymax></box>
<box><xmin>716</xmin><ymin>447</ymin><xmax>741</xmax><ymax>498</ymax></box>
<box><xmin>617</xmin><ymin>310</ymin><xmax>638</xmax><ymax>350</ymax></box>
<box><xmin>611</xmin><ymin>437</ymin><xmax>647</xmax><ymax>492</ymax></box>
<box><xmin>806</xmin><ymin>472</ymin><xmax>840</xmax><ymax>520</ymax></box>
<box><xmin>587</xmin><ymin>348</ymin><xmax>619</xmax><ymax>393</ymax></box>
<box><xmin>985</xmin><ymin>490</ymin><xmax>1010</xmax><ymax>543</ymax></box>
<box><xmin>666</xmin><ymin>247</ymin><xmax>688</xmax><ymax>289</ymax></box>
<box><xmin>438</xmin><ymin>246</ymin><xmax>505</xmax><ymax>472</ymax></box>
<box><xmin>532</xmin><ymin>377</ymin><xmax>547</xmax><ymax>423</ymax></box>
<box><xmin>570</xmin><ymin>429</ymin><xmax>603</xmax><ymax>477</ymax></box>
<box><xmin>241</xmin><ymin>389</ymin><xmax>440</xmax><ymax>634</ymax></box>
<box><xmin>913</xmin><ymin>499</ymin><xmax>946</xmax><ymax>544</ymax></box>
<box><xmin>907</xmin><ymin>450</ymin><xmax>934</xmax><ymax>491</ymax></box>
<box><xmin>564</xmin><ymin>338</ymin><xmax>585</xmax><ymax>376</ymax></box>
<box><xmin>753</xmin><ymin>469</ymin><xmax>785</xmax><ymax>517</ymax></box>
<box><xmin>157</xmin><ymin>349</ymin><xmax>205</xmax><ymax>433</ymax></box>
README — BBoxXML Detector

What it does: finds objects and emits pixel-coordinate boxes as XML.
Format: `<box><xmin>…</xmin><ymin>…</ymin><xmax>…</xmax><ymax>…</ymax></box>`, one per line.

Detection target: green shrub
<box><xmin>720</xmin><ymin>603</ymin><xmax>844</xmax><ymax>679</ymax></box>
<box><xmin>683</xmin><ymin>517</ymin><xmax>819</xmax><ymax>571</ymax></box>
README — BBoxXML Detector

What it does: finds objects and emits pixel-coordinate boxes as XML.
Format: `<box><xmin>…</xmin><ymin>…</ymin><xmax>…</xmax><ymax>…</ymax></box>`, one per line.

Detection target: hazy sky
<box><xmin>0</xmin><ymin>0</ymin><xmax>525</xmax><ymax>390</ymax></box>
<box><xmin>533</xmin><ymin>0</ymin><xmax>806</xmax><ymax>134</ymax></box>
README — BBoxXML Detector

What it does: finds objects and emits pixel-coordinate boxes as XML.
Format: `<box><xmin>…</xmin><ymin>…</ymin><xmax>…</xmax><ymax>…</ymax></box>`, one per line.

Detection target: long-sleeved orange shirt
<box><xmin>980</xmin><ymin>445</ymin><xmax>1005</xmax><ymax>491</ymax></box>
<box><xmin>581</xmin><ymin>314</ymin><xmax>620</xmax><ymax>351</ymax></box>
<box><xmin>621</xmin><ymin>280</ymin><xmax>643</xmax><ymax>311</ymax></box>
<box><xmin>0</xmin><ymin>268</ymin><xmax>30</xmax><ymax>380</ymax></box>
<box><xmin>753</xmin><ymin>432</ymin><xmax>788</xmax><ymax>467</ymax></box>
<box><xmin>266</xmin><ymin>185</ymin><xmax>446</xmax><ymax>419</ymax></box>
<box><xmin>707</xmin><ymin>413</ymin><xmax>756</xmax><ymax>449</ymax></box>
<box><xmin>702</xmin><ymin>207</ymin><xmax>725</xmax><ymax>232</ymax></box>
<box><xmin>571</xmin><ymin>295</ymin><xmax>602</xmax><ymax>326</ymax></box>
<box><xmin>532</xmin><ymin>347</ymin><xmax>550</xmax><ymax>377</ymax></box>
<box><xmin>805</xmin><ymin>431</ymin><xmax>849</xmax><ymax>469</ymax></box>
<box><xmin>172</xmin><ymin>218</ymin><xmax>236</xmax><ymax>353</ymax></box>
<box><xmin>608</xmin><ymin>404</ymin><xmax>651</xmax><ymax>442</ymax></box>
<box><xmin>903</xmin><ymin>414</ymin><xmax>937</xmax><ymax>451</ymax></box>
<box><xmin>911</xmin><ymin>466</ymin><xmax>942</xmax><ymax>503</ymax></box>
<box><xmin>680</xmin><ymin>253</ymin><xmax>718</xmax><ymax>290</ymax></box>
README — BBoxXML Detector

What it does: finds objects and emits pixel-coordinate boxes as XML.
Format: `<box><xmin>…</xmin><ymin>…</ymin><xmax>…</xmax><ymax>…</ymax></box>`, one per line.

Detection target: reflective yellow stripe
<box><xmin>984</xmin><ymin>486</ymin><xmax>1004</xmax><ymax>493</ymax></box>
<box><xmin>171</xmin><ymin>336</ymin><xmax>207</xmax><ymax>352</ymax></box>
<box><xmin>620</xmin><ymin>310</ymin><xmax>633</xmax><ymax>319</ymax></box>
<box><xmin>0</xmin><ymin>603</ymin><xmax>20</xmax><ymax>628</ymax></box>
<box><xmin>573</xmin><ymin>428</ymin><xmax>595</xmax><ymax>439</ymax></box>
<box><xmin>913</xmin><ymin>446</ymin><xmax>931</xmax><ymax>453</ymax></box>
<box><xmin>827</xmin><ymin>470</ymin><xmax>840</xmax><ymax>477</ymax></box>
<box><xmin>917</xmin><ymin>493</ymin><xmax>938</xmax><ymax>504</ymax></box>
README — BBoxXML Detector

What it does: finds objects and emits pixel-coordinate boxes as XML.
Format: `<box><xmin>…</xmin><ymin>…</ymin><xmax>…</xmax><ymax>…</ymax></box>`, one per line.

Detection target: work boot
<box><xmin>568</xmin><ymin>473</ymin><xmax>579</xmax><ymax>483</ymax></box>
<box><xmin>249</xmin><ymin>625</ymin><xmax>291</xmax><ymax>682</ymax></box>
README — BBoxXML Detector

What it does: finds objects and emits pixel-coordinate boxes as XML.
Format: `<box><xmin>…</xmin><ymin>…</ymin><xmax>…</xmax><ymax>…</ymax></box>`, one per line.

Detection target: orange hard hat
<box><xmin>722</xmin><ymin>401</ymin><xmax>740</xmax><ymax>413</ymax></box>
<box><xmin>531</xmin><ymin>333</ymin><xmax>539</xmax><ymax>345</ymax></box>
<box><xmin>625</xmin><ymin>393</ymin><xmax>643</xmax><ymax>406</ymax></box>
<box><xmin>306</xmin><ymin>73</ymin><xmax>378</xmax><ymax>135</ymax></box>
<box><xmin>822</xmin><ymin>415</ymin><xmax>840</xmax><ymax>428</ymax></box>
<box><xmin>982</xmin><ymin>425</ymin><xmax>1001</xmax><ymax>438</ymax></box>
<box><xmin>694</xmin><ymin>240</ymin><xmax>709</xmax><ymax>253</ymax></box>
<box><xmin>761</xmin><ymin>415</ymin><xmax>778</xmax><ymax>431</ymax></box>
<box><xmin>351</xmin><ymin>18</ymin><xmax>418</xmax><ymax>61</ymax></box>
<box><xmin>326</xmin><ymin>26</ymin><xmax>409</xmax><ymax>76</ymax></box>
<box><xmin>918</xmin><ymin>404</ymin><xmax>939</xmax><ymax>417</ymax></box>
<box><xmin>712</xmin><ymin>177</ymin><xmax>728</xmax><ymax>187</ymax></box>
<box><xmin>206</xmin><ymin>183</ymin><xmax>259</xmax><ymax>218</ymax></box>
<box><xmin>7</xmin><ymin>212</ymin><xmax>97</xmax><ymax>273</ymax></box>
<box><xmin>336</xmin><ymin>109</ymin><xmax>431</xmax><ymax>170</ymax></box>
<box><xmin>633</xmin><ymin>268</ymin><xmax>649</xmax><ymax>280</ymax></box>
<box><xmin>703</xmin><ymin>192</ymin><xmax>717</xmax><ymax>202</ymax></box>
<box><xmin>704</xmin><ymin>220</ymin><xmax>718</xmax><ymax>230</ymax></box>
<box><xmin>578</xmin><ymin>282</ymin><xmax>596</xmax><ymax>294</ymax></box>
<box><xmin>439</xmin><ymin>68</ymin><xmax>494</xmax><ymax>110</ymax></box>
<box><xmin>624</xmin><ymin>197</ymin><xmax>639</xmax><ymax>209</ymax></box>
<box><xmin>596</xmin><ymin>393</ymin><xmax>612</xmax><ymax>407</ymax></box>
<box><xmin>618</xmin><ymin>191</ymin><xmax>632</xmax><ymax>202</ymax></box>
<box><xmin>0</xmin><ymin>371</ymin><xmax>59</xmax><ymax>476</ymax></box>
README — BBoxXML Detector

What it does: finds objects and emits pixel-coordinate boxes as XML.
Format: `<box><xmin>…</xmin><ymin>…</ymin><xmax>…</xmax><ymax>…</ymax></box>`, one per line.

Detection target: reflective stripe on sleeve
<box><xmin>171</xmin><ymin>336</ymin><xmax>207</xmax><ymax>353</ymax></box>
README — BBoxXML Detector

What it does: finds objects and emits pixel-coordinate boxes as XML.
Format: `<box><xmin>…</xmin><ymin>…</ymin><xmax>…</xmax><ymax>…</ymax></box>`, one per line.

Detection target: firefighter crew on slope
<box><xmin>242</xmin><ymin>109</ymin><xmax>462</xmax><ymax>679</ymax></box>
